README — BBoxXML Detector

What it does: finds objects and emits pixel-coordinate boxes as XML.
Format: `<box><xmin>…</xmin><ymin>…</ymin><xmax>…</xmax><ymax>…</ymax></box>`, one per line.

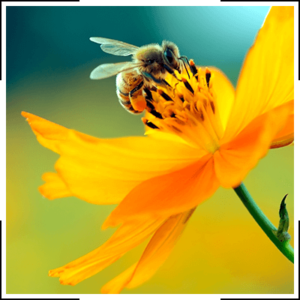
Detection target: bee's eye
<box><xmin>146</xmin><ymin>59</ymin><xmax>154</xmax><ymax>64</ymax></box>
<box><xmin>164</xmin><ymin>48</ymin><xmax>174</xmax><ymax>64</ymax></box>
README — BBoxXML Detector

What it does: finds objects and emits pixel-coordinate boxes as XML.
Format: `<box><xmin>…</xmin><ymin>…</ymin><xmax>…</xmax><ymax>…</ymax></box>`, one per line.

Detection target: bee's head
<box><xmin>162</xmin><ymin>41</ymin><xmax>181</xmax><ymax>72</ymax></box>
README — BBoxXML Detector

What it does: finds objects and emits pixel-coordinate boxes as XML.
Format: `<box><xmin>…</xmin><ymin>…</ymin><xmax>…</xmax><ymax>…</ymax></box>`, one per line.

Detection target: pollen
<box><xmin>143</xmin><ymin>65</ymin><xmax>225</xmax><ymax>153</ymax></box>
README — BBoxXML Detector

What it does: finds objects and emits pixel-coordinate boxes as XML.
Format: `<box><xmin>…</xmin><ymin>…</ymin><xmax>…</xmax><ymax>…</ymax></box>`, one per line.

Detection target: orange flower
<box><xmin>22</xmin><ymin>6</ymin><xmax>293</xmax><ymax>293</ymax></box>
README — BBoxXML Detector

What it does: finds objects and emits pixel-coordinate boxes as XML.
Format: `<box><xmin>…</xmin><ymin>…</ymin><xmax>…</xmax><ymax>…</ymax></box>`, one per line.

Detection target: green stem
<box><xmin>234</xmin><ymin>183</ymin><xmax>294</xmax><ymax>263</ymax></box>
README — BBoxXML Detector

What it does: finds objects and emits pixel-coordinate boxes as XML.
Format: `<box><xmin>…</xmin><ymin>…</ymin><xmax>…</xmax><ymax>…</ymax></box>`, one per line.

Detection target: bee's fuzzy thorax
<box><xmin>133</xmin><ymin>44</ymin><xmax>163</xmax><ymax>63</ymax></box>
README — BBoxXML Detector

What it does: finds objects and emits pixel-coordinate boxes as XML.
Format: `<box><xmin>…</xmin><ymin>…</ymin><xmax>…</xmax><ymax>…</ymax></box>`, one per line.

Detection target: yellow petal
<box><xmin>224</xmin><ymin>6</ymin><xmax>294</xmax><ymax>140</ymax></box>
<box><xmin>206</xmin><ymin>67</ymin><xmax>235</xmax><ymax>130</ymax></box>
<box><xmin>215</xmin><ymin>101</ymin><xmax>293</xmax><ymax>188</ymax></box>
<box><xmin>21</xmin><ymin>111</ymin><xmax>68</xmax><ymax>153</ymax></box>
<box><xmin>270</xmin><ymin>109</ymin><xmax>294</xmax><ymax>148</ymax></box>
<box><xmin>103</xmin><ymin>154</ymin><xmax>219</xmax><ymax>227</ymax></box>
<box><xmin>101</xmin><ymin>208</ymin><xmax>196</xmax><ymax>294</ymax></box>
<box><xmin>49</xmin><ymin>217</ymin><xmax>164</xmax><ymax>286</ymax></box>
<box><xmin>101</xmin><ymin>263</ymin><xmax>137</xmax><ymax>294</ymax></box>
<box><xmin>39</xmin><ymin>172</ymin><xmax>72</xmax><ymax>199</ymax></box>
<box><xmin>22</xmin><ymin>112</ymin><xmax>203</xmax><ymax>204</ymax></box>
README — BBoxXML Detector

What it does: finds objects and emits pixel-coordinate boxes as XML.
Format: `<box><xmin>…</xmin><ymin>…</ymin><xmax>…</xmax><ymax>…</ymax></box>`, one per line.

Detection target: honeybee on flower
<box><xmin>22</xmin><ymin>6</ymin><xmax>294</xmax><ymax>294</ymax></box>
<box><xmin>89</xmin><ymin>37</ymin><xmax>190</xmax><ymax>114</ymax></box>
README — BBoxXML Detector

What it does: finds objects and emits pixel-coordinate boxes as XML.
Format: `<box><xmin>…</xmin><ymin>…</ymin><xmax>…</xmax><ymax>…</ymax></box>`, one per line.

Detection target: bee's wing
<box><xmin>90</xmin><ymin>61</ymin><xmax>141</xmax><ymax>80</ymax></box>
<box><xmin>90</xmin><ymin>37</ymin><xmax>139</xmax><ymax>56</ymax></box>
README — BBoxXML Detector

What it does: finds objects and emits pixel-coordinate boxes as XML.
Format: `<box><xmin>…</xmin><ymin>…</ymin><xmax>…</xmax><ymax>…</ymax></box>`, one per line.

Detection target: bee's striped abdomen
<box><xmin>116</xmin><ymin>71</ymin><xmax>145</xmax><ymax>114</ymax></box>
<box><xmin>117</xmin><ymin>90</ymin><xmax>140</xmax><ymax>114</ymax></box>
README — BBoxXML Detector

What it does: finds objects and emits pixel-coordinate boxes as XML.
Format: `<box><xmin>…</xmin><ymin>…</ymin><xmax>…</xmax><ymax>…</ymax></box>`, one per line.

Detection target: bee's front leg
<box><xmin>129</xmin><ymin>81</ymin><xmax>147</xmax><ymax>112</ymax></box>
<box><xmin>141</xmin><ymin>71</ymin><xmax>174</xmax><ymax>92</ymax></box>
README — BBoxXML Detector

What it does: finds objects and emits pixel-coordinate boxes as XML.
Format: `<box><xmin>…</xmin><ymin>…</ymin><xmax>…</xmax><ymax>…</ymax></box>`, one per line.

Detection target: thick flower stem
<box><xmin>234</xmin><ymin>183</ymin><xmax>294</xmax><ymax>263</ymax></box>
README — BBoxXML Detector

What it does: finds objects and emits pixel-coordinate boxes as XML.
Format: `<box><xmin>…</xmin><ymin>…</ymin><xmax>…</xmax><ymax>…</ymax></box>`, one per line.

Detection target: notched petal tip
<box><xmin>21</xmin><ymin>111</ymin><xmax>68</xmax><ymax>141</ymax></box>
<box><xmin>21</xmin><ymin>111</ymin><xmax>30</xmax><ymax>120</ymax></box>
<box><xmin>49</xmin><ymin>268</ymin><xmax>62</xmax><ymax>278</ymax></box>
<box><xmin>39</xmin><ymin>172</ymin><xmax>72</xmax><ymax>200</ymax></box>
<box><xmin>21</xmin><ymin>111</ymin><xmax>69</xmax><ymax>154</ymax></box>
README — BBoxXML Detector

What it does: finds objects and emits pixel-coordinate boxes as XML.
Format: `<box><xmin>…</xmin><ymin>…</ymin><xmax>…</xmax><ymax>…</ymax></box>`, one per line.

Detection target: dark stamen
<box><xmin>143</xmin><ymin>88</ymin><xmax>153</xmax><ymax>101</ymax></box>
<box><xmin>205</xmin><ymin>70</ymin><xmax>211</xmax><ymax>87</ymax></box>
<box><xmin>178</xmin><ymin>94</ymin><xmax>184</xmax><ymax>102</ymax></box>
<box><xmin>150</xmin><ymin>110</ymin><xmax>163</xmax><ymax>119</ymax></box>
<box><xmin>171</xmin><ymin>125</ymin><xmax>182</xmax><ymax>133</ymax></box>
<box><xmin>189</xmin><ymin>59</ymin><xmax>198</xmax><ymax>76</ymax></box>
<box><xmin>163</xmin><ymin>79</ymin><xmax>171</xmax><ymax>87</ymax></box>
<box><xmin>158</xmin><ymin>90</ymin><xmax>173</xmax><ymax>101</ymax></box>
<box><xmin>199</xmin><ymin>109</ymin><xmax>205</xmax><ymax>121</ymax></box>
<box><xmin>182</xmin><ymin>78</ymin><xmax>194</xmax><ymax>94</ymax></box>
<box><xmin>170</xmin><ymin>113</ymin><xmax>176</xmax><ymax>118</ymax></box>
<box><xmin>210</xmin><ymin>101</ymin><xmax>215</xmax><ymax>114</ymax></box>
<box><xmin>146</xmin><ymin>121</ymin><xmax>159</xmax><ymax>129</ymax></box>
<box><xmin>146</xmin><ymin>100</ymin><xmax>155</xmax><ymax>110</ymax></box>
<box><xmin>184</xmin><ymin>102</ymin><xmax>190</xmax><ymax>110</ymax></box>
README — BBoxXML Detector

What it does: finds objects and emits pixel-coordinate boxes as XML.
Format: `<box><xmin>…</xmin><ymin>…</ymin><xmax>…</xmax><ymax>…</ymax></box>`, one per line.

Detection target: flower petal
<box><xmin>103</xmin><ymin>154</ymin><xmax>219</xmax><ymax>227</ymax></box>
<box><xmin>49</xmin><ymin>217</ymin><xmax>164</xmax><ymax>286</ymax></box>
<box><xmin>39</xmin><ymin>172</ymin><xmax>72</xmax><ymax>199</ymax></box>
<box><xmin>224</xmin><ymin>6</ymin><xmax>294</xmax><ymax>140</ymax></box>
<box><xmin>207</xmin><ymin>67</ymin><xmax>235</xmax><ymax>131</ymax></box>
<box><xmin>22</xmin><ymin>112</ymin><xmax>203</xmax><ymax>204</ymax></box>
<box><xmin>21</xmin><ymin>112</ymin><xmax>68</xmax><ymax>154</ymax></box>
<box><xmin>101</xmin><ymin>263</ymin><xmax>137</xmax><ymax>294</ymax></box>
<box><xmin>270</xmin><ymin>109</ymin><xmax>294</xmax><ymax>148</ymax></box>
<box><xmin>101</xmin><ymin>208</ymin><xmax>196</xmax><ymax>294</ymax></box>
<box><xmin>214</xmin><ymin>101</ymin><xmax>293</xmax><ymax>188</ymax></box>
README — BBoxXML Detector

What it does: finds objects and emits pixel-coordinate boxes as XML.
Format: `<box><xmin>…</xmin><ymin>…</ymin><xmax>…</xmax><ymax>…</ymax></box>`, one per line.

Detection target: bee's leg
<box><xmin>129</xmin><ymin>81</ymin><xmax>147</xmax><ymax>112</ymax></box>
<box><xmin>162</xmin><ymin>64</ymin><xmax>183</xmax><ymax>81</ymax></box>
<box><xmin>162</xmin><ymin>79</ymin><xmax>171</xmax><ymax>87</ymax></box>
<box><xmin>141</xmin><ymin>71</ymin><xmax>171</xmax><ymax>89</ymax></box>
<box><xmin>179</xmin><ymin>56</ymin><xmax>191</xmax><ymax>79</ymax></box>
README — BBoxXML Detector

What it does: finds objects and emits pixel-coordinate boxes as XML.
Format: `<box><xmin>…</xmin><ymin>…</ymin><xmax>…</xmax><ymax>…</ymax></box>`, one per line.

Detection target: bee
<box><xmin>90</xmin><ymin>37</ymin><xmax>190</xmax><ymax>114</ymax></box>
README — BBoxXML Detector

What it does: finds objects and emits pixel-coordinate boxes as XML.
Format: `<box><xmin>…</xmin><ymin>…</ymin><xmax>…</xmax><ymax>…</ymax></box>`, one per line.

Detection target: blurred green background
<box><xmin>7</xmin><ymin>6</ymin><xmax>294</xmax><ymax>294</ymax></box>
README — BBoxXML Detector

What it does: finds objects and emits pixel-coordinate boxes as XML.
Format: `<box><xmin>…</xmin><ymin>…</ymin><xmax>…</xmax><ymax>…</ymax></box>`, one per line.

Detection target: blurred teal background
<box><xmin>7</xmin><ymin>6</ymin><xmax>294</xmax><ymax>294</ymax></box>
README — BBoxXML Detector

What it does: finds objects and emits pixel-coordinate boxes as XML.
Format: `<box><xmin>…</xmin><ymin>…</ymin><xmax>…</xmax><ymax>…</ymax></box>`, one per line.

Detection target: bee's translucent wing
<box><xmin>90</xmin><ymin>61</ymin><xmax>140</xmax><ymax>80</ymax></box>
<box><xmin>90</xmin><ymin>37</ymin><xmax>139</xmax><ymax>56</ymax></box>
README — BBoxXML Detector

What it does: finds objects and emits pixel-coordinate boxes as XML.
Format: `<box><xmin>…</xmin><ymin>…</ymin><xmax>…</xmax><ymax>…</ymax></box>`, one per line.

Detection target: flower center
<box><xmin>142</xmin><ymin>60</ymin><xmax>224</xmax><ymax>153</ymax></box>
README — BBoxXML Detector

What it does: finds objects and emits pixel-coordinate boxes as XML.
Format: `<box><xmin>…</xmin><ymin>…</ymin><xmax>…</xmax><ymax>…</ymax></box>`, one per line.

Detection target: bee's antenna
<box><xmin>179</xmin><ymin>56</ymin><xmax>190</xmax><ymax>79</ymax></box>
